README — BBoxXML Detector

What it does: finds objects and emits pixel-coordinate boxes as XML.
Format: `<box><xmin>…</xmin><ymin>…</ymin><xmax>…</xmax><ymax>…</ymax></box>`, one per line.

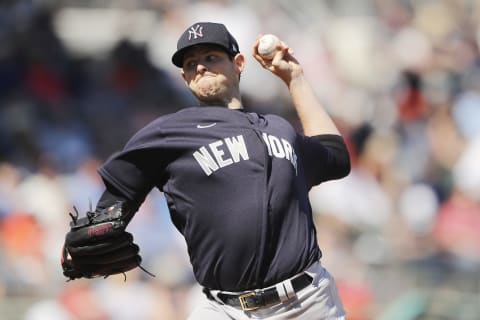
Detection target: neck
<box><xmin>199</xmin><ymin>96</ymin><xmax>243</xmax><ymax>110</ymax></box>
<box><xmin>226</xmin><ymin>97</ymin><xmax>243</xmax><ymax>110</ymax></box>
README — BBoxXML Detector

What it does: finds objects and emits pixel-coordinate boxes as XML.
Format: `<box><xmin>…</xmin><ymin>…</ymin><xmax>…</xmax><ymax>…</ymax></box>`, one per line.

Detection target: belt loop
<box><xmin>275</xmin><ymin>283</ymin><xmax>289</xmax><ymax>302</ymax></box>
<box><xmin>282</xmin><ymin>278</ymin><xmax>296</xmax><ymax>299</ymax></box>
<box><xmin>204</xmin><ymin>288</ymin><xmax>228</xmax><ymax>306</ymax></box>
<box><xmin>202</xmin><ymin>287</ymin><xmax>214</xmax><ymax>300</ymax></box>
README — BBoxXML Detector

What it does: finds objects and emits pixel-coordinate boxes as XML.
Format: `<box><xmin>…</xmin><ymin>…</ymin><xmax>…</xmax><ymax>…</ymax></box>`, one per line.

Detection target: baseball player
<box><xmin>61</xmin><ymin>22</ymin><xmax>350</xmax><ymax>319</ymax></box>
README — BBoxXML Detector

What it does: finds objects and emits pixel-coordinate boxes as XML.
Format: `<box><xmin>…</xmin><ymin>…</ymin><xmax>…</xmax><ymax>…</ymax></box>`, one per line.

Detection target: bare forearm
<box><xmin>288</xmin><ymin>75</ymin><xmax>340</xmax><ymax>137</ymax></box>
<box><xmin>252</xmin><ymin>36</ymin><xmax>341</xmax><ymax>136</ymax></box>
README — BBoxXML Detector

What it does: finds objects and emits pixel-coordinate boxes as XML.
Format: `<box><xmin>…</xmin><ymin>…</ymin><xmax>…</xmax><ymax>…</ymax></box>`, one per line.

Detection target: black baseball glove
<box><xmin>61</xmin><ymin>202</ymin><xmax>150</xmax><ymax>281</ymax></box>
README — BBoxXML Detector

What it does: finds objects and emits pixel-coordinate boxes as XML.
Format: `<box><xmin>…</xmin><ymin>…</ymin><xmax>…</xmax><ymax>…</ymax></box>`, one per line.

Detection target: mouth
<box><xmin>195</xmin><ymin>74</ymin><xmax>216</xmax><ymax>87</ymax></box>
<box><xmin>197</xmin><ymin>73</ymin><xmax>216</xmax><ymax>80</ymax></box>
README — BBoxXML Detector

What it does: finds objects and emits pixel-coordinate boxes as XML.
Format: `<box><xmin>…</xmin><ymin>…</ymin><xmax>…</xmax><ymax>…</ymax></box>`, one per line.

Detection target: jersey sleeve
<box><xmin>298</xmin><ymin>134</ymin><xmax>351</xmax><ymax>188</ymax></box>
<box><xmin>97</xmin><ymin>148</ymin><xmax>164</xmax><ymax>203</ymax></box>
<box><xmin>97</xmin><ymin>116</ymin><xmax>171</xmax><ymax>203</ymax></box>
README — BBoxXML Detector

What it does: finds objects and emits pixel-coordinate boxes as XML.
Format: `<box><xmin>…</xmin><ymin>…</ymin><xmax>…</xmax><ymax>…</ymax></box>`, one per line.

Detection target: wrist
<box><xmin>287</xmin><ymin>72</ymin><xmax>306</xmax><ymax>91</ymax></box>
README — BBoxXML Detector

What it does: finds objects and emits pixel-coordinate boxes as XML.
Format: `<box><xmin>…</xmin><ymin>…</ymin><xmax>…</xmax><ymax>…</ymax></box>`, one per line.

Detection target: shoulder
<box><xmin>144</xmin><ymin>107</ymin><xmax>203</xmax><ymax>126</ymax></box>
<box><xmin>263</xmin><ymin>113</ymin><xmax>292</xmax><ymax>125</ymax></box>
<box><xmin>123</xmin><ymin>107</ymin><xmax>237</xmax><ymax>150</ymax></box>
<box><xmin>134</xmin><ymin>107</ymin><xmax>208</xmax><ymax>132</ymax></box>
<box><xmin>123</xmin><ymin>108</ymin><xmax>198</xmax><ymax>150</ymax></box>
<box><xmin>260</xmin><ymin>113</ymin><xmax>298</xmax><ymax>135</ymax></box>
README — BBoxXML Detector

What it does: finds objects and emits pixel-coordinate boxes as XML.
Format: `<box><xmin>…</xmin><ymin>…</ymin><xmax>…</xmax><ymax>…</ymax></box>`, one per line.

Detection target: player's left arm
<box><xmin>61</xmin><ymin>185</ymin><xmax>149</xmax><ymax>281</ymax></box>
<box><xmin>61</xmin><ymin>147</ymin><xmax>162</xmax><ymax>280</ymax></box>
<box><xmin>253</xmin><ymin>37</ymin><xmax>339</xmax><ymax>137</ymax></box>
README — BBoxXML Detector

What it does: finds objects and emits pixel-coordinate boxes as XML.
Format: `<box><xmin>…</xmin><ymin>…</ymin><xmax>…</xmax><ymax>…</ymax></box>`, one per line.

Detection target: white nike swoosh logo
<box><xmin>196</xmin><ymin>123</ymin><xmax>217</xmax><ymax>129</ymax></box>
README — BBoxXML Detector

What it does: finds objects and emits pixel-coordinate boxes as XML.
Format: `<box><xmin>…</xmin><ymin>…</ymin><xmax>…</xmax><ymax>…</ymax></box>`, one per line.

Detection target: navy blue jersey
<box><xmin>98</xmin><ymin>106</ymin><xmax>350</xmax><ymax>291</ymax></box>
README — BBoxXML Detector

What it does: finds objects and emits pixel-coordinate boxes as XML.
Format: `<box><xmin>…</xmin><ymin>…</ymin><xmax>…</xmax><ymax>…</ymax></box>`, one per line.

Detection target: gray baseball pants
<box><xmin>188</xmin><ymin>261</ymin><xmax>346</xmax><ymax>320</ymax></box>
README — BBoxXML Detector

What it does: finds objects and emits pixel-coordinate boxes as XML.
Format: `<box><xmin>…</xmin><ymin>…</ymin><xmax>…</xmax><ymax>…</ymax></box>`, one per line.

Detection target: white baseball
<box><xmin>258</xmin><ymin>34</ymin><xmax>281</xmax><ymax>60</ymax></box>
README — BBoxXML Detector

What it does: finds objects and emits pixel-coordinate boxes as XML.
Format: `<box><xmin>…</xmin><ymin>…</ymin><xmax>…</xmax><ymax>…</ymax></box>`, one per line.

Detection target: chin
<box><xmin>196</xmin><ymin>89</ymin><xmax>223</xmax><ymax>103</ymax></box>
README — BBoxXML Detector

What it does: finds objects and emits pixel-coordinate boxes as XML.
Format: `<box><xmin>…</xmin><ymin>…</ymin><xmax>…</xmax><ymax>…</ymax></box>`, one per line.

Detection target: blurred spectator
<box><xmin>433</xmin><ymin>188</ymin><xmax>480</xmax><ymax>270</ymax></box>
<box><xmin>0</xmin><ymin>211</ymin><xmax>46</xmax><ymax>292</ymax></box>
<box><xmin>433</xmin><ymin>135</ymin><xmax>480</xmax><ymax>270</ymax></box>
<box><xmin>0</xmin><ymin>162</ymin><xmax>22</xmax><ymax>219</ymax></box>
<box><xmin>311</xmin><ymin>125</ymin><xmax>398</xmax><ymax>232</ymax></box>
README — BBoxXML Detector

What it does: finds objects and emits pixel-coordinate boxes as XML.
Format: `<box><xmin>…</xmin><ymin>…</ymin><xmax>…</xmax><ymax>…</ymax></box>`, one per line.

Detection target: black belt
<box><xmin>208</xmin><ymin>273</ymin><xmax>313</xmax><ymax>311</ymax></box>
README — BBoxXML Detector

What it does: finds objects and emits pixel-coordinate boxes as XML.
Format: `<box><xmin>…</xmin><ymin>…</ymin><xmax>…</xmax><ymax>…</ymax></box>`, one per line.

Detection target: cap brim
<box><xmin>171</xmin><ymin>46</ymin><xmax>190</xmax><ymax>68</ymax></box>
<box><xmin>171</xmin><ymin>43</ymin><xmax>235</xmax><ymax>68</ymax></box>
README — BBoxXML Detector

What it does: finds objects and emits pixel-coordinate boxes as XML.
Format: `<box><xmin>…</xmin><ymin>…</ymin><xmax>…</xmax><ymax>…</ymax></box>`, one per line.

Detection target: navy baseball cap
<box><xmin>172</xmin><ymin>22</ymin><xmax>240</xmax><ymax>67</ymax></box>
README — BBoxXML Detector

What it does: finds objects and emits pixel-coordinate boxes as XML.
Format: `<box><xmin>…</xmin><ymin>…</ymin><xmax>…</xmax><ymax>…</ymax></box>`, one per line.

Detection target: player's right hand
<box><xmin>252</xmin><ymin>35</ymin><xmax>303</xmax><ymax>86</ymax></box>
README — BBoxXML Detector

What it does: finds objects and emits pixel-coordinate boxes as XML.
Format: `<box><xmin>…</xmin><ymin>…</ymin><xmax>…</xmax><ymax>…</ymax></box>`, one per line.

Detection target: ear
<box><xmin>181</xmin><ymin>70</ymin><xmax>188</xmax><ymax>85</ymax></box>
<box><xmin>234</xmin><ymin>53</ymin><xmax>245</xmax><ymax>74</ymax></box>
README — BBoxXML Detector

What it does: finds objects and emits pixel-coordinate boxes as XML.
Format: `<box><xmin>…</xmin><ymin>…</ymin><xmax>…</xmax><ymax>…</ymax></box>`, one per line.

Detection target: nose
<box><xmin>196</xmin><ymin>62</ymin><xmax>207</xmax><ymax>73</ymax></box>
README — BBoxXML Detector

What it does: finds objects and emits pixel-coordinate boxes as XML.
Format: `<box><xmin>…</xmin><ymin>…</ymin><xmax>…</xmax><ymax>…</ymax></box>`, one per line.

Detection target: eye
<box><xmin>205</xmin><ymin>54</ymin><xmax>219</xmax><ymax>63</ymax></box>
<box><xmin>183</xmin><ymin>59</ymin><xmax>197</xmax><ymax>70</ymax></box>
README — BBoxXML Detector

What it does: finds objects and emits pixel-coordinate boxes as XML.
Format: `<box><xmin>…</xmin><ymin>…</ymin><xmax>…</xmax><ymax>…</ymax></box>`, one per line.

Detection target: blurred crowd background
<box><xmin>1</xmin><ymin>0</ymin><xmax>480</xmax><ymax>319</ymax></box>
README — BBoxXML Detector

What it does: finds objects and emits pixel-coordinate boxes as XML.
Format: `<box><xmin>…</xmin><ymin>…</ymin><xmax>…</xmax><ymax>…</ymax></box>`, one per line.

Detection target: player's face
<box><xmin>181</xmin><ymin>45</ymin><xmax>244</xmax><ymax>105</ymax></box>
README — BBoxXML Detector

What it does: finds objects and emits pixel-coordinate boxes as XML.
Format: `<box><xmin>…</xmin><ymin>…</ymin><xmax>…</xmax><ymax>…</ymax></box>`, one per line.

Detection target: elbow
<box><xmin>336</xmin><ymin>138</ymin><xmax>352</xmax><ymax>178</ymax></box>
<box><xmin>333</xmin><ymin>149</ymin><xmax>351</xmax><ymax>179</ymax></box>
<box><xmin>339</xmin><ymin>153</ymin><xmax>351</xmax><ymax>178</ymax></box>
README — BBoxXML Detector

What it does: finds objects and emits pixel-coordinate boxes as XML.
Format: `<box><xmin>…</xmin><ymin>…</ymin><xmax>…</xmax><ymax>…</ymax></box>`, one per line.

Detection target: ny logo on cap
<box><xmin>188</xmin><ymin>25</ymin><xmax>204</xmax><ymax>40</ymax></box>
